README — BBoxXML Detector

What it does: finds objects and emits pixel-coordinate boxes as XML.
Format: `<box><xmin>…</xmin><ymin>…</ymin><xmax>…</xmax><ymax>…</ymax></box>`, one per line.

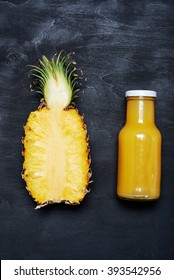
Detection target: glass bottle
<box><xmin>117</xmin><ymin>90</ymin><xmax>161</xmax><ymax>200</ymax></box>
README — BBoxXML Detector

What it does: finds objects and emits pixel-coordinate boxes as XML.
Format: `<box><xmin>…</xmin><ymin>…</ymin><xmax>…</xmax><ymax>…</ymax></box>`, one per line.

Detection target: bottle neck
<box><xmin>126</xmin><ymin>97</ymin><xmax>155</xmax><ymax>125</ymax></box>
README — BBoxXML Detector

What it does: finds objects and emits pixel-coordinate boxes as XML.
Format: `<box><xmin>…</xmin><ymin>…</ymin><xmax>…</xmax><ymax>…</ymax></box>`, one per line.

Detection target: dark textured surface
<box><xmin>0</xmin><ymin>0</ymin><xmax>174</xmax><ymax>260</ymax></box>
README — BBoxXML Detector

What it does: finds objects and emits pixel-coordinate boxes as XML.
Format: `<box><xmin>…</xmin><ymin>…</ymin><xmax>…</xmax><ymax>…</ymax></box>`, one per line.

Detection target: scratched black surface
<box><xmin>0</xmin><ymin>0</ymin><xmax>174</xmax><ymax>260</ymax></box>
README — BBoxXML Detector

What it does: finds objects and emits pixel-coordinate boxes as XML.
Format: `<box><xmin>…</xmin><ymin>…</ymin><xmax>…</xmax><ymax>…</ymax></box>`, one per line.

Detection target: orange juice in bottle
<box><xmin>117</xmin><ymin>90</ymin><xmax>161</xmax><ymax>200</ymax></box>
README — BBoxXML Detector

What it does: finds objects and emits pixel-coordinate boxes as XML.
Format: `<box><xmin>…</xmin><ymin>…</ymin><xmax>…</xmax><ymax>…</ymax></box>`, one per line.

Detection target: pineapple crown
<box><xmin>29</xmin><ymin>51</ymin><xmax>81</xmax><ymax>109</ymax></box>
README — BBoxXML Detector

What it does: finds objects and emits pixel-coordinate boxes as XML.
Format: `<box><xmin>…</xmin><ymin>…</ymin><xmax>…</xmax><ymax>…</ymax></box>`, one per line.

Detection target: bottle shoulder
<box><xmin>119</xmin><ymin>123</ymin><xmax>161</xmax><ymax>138</ymax></box>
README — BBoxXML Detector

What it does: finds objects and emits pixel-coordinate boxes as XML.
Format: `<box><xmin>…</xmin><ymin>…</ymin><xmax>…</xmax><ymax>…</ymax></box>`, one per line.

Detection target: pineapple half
<box><xmin>22</xmin><ymin>51</ymin><xmax>91</xmax><ymax>208</ymax></box>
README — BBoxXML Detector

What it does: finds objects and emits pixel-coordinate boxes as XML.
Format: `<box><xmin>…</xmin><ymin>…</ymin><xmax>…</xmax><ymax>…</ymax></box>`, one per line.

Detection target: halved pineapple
<box><xmin>22</xmin><ymin>52</ymin><xmax>91</xmax><ymax>207</ymax></box>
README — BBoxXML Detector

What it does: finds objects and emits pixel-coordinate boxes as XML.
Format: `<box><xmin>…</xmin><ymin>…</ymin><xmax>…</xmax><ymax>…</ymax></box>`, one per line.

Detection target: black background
<box><xmin>0</xmin><ymin>0</ymin><xmax>174</xmax><ymax>260</ymax></box>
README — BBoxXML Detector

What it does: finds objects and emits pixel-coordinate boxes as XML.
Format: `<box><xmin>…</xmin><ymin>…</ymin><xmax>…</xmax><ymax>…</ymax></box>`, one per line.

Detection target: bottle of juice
<box><xmin>117</xmin><ymin>90</ymin><xmax>161</xmax><ymax>200</ymax></box>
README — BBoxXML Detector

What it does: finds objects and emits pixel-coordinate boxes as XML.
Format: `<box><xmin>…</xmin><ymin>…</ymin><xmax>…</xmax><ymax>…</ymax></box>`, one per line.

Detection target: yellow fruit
<box><xmin>22</xmin><ymin>52</ymin><xmax>91</xmax><ymax>207</ymax></box>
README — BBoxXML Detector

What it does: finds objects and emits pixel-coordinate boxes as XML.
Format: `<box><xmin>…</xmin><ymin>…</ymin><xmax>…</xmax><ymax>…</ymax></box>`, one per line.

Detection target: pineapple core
<box><xmin>22</xmin><ymin>52</ymin><xmax>91</xmax><ymax>207</ymax></box>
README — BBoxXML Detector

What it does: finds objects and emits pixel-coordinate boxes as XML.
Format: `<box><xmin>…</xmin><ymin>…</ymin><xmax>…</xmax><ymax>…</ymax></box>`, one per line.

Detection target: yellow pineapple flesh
<box><xmin>22</xmin><ymin>52</ymin><xmax>91</xmax><ymax>207</ymax></box>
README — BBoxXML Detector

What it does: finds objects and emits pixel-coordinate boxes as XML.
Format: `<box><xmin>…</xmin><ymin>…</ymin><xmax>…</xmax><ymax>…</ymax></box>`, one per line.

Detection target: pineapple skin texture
<box><xmin>22</xmin><ymin>106</ymin><xmax>90</xmax><ymax>206</ymax></box>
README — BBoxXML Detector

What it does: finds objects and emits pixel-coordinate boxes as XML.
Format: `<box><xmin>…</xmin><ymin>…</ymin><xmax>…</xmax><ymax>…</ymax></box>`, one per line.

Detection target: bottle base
<box><xmin>117</xmin><ymin>193</ymin><xmax>160</xmax><ymax>201</ymax></box>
